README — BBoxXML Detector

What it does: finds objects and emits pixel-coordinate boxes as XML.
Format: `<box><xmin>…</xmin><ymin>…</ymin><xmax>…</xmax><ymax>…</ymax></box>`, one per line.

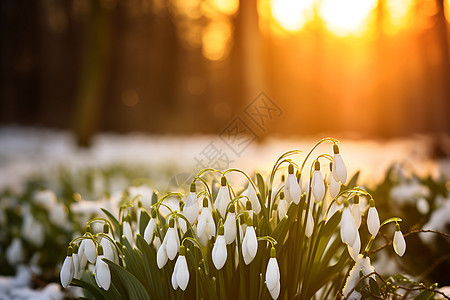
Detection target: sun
<box><xmin>270</xmin><ymin>0</ymin><xmax>315</xmax><ymax>32</ymax></box>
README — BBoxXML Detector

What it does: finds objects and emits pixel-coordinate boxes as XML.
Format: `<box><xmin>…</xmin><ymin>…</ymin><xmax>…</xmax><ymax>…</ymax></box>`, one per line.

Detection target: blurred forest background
<box><xmin>1</xmin><ymin>0</ymin><xmax>449</xmax><ymax>146</ymax></box>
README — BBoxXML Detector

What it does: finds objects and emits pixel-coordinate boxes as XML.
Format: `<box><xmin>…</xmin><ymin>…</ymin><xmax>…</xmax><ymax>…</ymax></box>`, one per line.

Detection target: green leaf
<box><xmin>369</xmin><ymin>277</ymin><xmax>380</xmax><ymax>296</ymax></box>
<box><xmin>104</xmin><ymin>259</ymin><xmax>151</xmax><ymax>300</ymax></box>
<box><xmin>139</xmin><ymin>210</ymin><xmax>150</xmax><ymax>235</ymax></box>
<box><xmin>71</xmin><ymin>278</ymin><xmax>105</xmax><ymax>300</ymax></box>
<box><xmin>413</xmin><ymin>289</ymin><xmax>434</xmax><ymax>300</ymax></box>
<box><xmin>101</xmin><ymin>208</ymin><xmax>120</xmax><ymax>237</ymax></box>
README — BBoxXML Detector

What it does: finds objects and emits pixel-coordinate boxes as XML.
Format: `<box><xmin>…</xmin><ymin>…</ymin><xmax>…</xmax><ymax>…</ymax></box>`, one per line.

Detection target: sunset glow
<box><xmin>271</xmin><ymin>0</ymin><xmax>315</xmax><ymax>32</ymax></box>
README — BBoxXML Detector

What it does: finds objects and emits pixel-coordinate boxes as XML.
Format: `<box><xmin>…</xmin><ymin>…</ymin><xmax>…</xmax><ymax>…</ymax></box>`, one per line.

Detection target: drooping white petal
<box><xmin>367</xmin><ymin>207</ymin><xmax>380</xmax><ymax>236</ymax></box>
<box><xmin>285</xmin><ymin>174</ymin><xmax>301</xmax><ymax>204</ymax></box>
<box><xmin>206</xmin><ymin>209</ymin><xmax>216</xmax><ymax>237</ymax></box>
<box><xmin>72</xmin><ymin>253</ymin><xmax>80</xmax><ymax>279</ymax></box>
<box><xmin>212</xmin><ymin>235</ymin><xmax>227</xmax><ymax>270</ymax></box>
<box><xmin>332</xmin><ymin>154</ymin><xmax>347</xmax><ymax>183</ymax></box>
<box><xmin>224</xmin><ymin>212</ymin><xmax>236</xmax><ymax>245</ymax></box>
<box><xmin>278</xmin><ymin>199</ymin><xmax>289</xmax><ymax>220</ymax></box>
<box><xmin>95</xmin><ymin>256</ymin><xmax>111</xmax><ymax>290</ymax></box>
<box><xmin>100</xmin><ymin>238</ymin><xmax>115</xmax><ymax>262</ymax></box>
<box><xmin>184</xmin><ymin>192</ymin><xmax>199</xmax><ymax>224</ymax></box>
<box><xmin>347</xmin><ymin>231</ymin><xmax>361</xmax><ymax>261</ymax></box>
<box><xmin>171</xmin><ymin>257</ymin><xmax>179</xmax><ymax>290</ymax></box>
<box><xmin>197</xmin><ymin>208</ymin><xmax>208</xmax><ymax>239</ymax></box>
<box><xmin>269</xmin><ymin>280</ymin><xmax>281</xmax><ymax>299</ymax></box>
<box><xmin>123</xmin><ymin>221</ymin><xmax>134</xmax><ymax>246</ymax></box>
<box><xmin>340</xmin><ymin>207</ymin><xmax>357</xmax><ymax>246</ymax></box>
<box><xmin>215</xmin><ymin>186</ymin><xmax>231</xmax><ymax>217</ymax></box>
<box><xmin>242</xmin><ymin>185</ymin><xmax>261</xmax><ymax>214</ymax></box>
<box><xmin>176</xmin><ymin>256</ymin><xmax>190</xmax><ymax>291</ymax></box>
<box><xmin>244</xmin><ymin>226</ymin><xmax>258</xmax><ymax>261</ymax></box>
<box><xmin>393</xmin><ymin>231</ymin><xmax>406</xmax><ymax>257</ymax></box>
<box><xmin>352</xmin><ymin>204</ymin><xmax>361</xmax><ymax>229</ymax></box>
<box><xmin>6</xmin><ymin>237</ymin><xmax>24</xmax><ymax>266</ymax></box>
<box><xmin>305</xmin><ymin>209</ymin><xmax>314</xmax><ymax>238</ymax></box>
<box><xmin>82</xmin><ymin>239</ymin><xmax>97</xmax><ymax>264</ymax></box>
<box><xmin>143</xmin><ymin>218</ymin><xmax>157</xmax><ymax>244</ymax></box>
<box><xmin>157</xmin><ymin>241</ymin><xmax>168</xmax><ymax>269</ymax></box>
<box><xmin>60</xmin><ymin>256</ymin><xmax>74</xmax><ymax>288</ymax></box>
<box><xmin>242</xmin><ymin>235</ymin><xmax>252</xmax><ymax>265</ymax></box>
<box><xmin>265</xmin><ymin>257</ymin><xmax>280</xmax><ymax>292</ymax></box>
<box><xmin>166</xmin><ymin>227</ymin><xmax>179</xmax><ymax>261</ymax></box>
<box><xmin>312</xmin><ymin>171</ymin><xmax>325</xmax><ymax>202</ymax></box>
<box><xmin>329</xmin><ymin>176</ymin><xmax>341</xmax><ymax>199</ymax></box>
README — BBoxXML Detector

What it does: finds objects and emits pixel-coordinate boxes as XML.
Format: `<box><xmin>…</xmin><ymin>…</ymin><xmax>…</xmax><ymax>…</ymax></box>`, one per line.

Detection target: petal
<box><xmin>197</xmin><ymin>209</ymin><xmax>207</xmax><ymax>238</ymax></box>
<box><xmin>286</xmin><ymin>175</ymin><xmax>301</xmax><ymax>204</ymax></box>
<box><xmin>333</xmin><ymin>154</ymin><xmax>347</xmax><ymax>183</ymax></box>
<box><xmin>97</xmin><ymin>258</ymin><xmax>111</xmax><ymax>290</ymax></box>
<box><xmin>246</xmin><ymin>226</ymin><xmax>258</xmax><ymax>259</ymax></box>
<box><xmin>367</xmin><ymin>207</ymin><xmax>380</xmax><ymax>236</ymax></box>
<box><xmin>84</xmin><ymin>239</ymin><xmax>97</xmax><ymax>264</ymax></box>
<box><xmin>185</xmin><ymin>192</ymin><xmax>199</xmax><ymax>224</ymax></box>
<box><xmin>329</xmin><ymin>176</ymin><xmax>341</xmax><ymax>199</ymax></box>
<box><xmin>176</xmin><ymin>256</ymin><xmax>190</xmax><ymax>290</ymax></box>
<box><xmin>60</xmin><ymin>256</ymin><xmax>74</xmax><ymax>288</ymax></box>
<box><xmin>224</xmin><ymin>213</ymin><xmax>237</xmax><ymax>245</ymax></box>
<box><xmin>215</xmin><ymin>186</ymin><xmax>230</xmax><ymax>218</ymax></box>
<box><xmin>144</xmin><ymin>219</ymin><xmax>156</xmax><ymax>244</ymax></box>
<box><xmin>312</xmin><ymin>171</ymin><xmax>325</xmax><ymax>202</ymax></box>
<box><xmin>212</xmin><ymin>236</ymin><xmax>227</xmax><ymax>270</ymax></box>
<box><xmin>265</xmin><ymin>258</ymin><xmax>279</xmax><ymax>291</ymax></box>
<box><xmin>166</xmin><ymin>228</ymin><xmax>179</xmax><ymax>261</ymax></box>
<box><xmin>242</xmin><ymin>185</ymin><xmax>261</xmax><ymax>214</ymax></box>
<box><xmin>269</xmin><ymin>280</ymin><xmax>280</xmax><ymax>299</ymax></box>
<box><xmin>351</xmin><ymin>204</ymin><xmax>361</xmax><ymax>229</ymax></box>
<box><xmin>123</xmin><ymin>221</ymin><xmax>134</xmax><ymax>246</ymax></box>
<box><xmin>206</xmin><ymin>209</ymin><xmax>216</xmax><ymax>236</ymax></box>
<box><xmin>72</xmin><ymin>254</ymin><xmax>80</xmax><ymax>279</ymax></box>
<box><xmin>171</xmin><ymin>258</ymin><xmax>179</xmax><ymax>290</ymax></box>
<box><xmin>305</xmin><ymin>209</ymin><xmax>314</xmax><ymax>238</ymax></box>
<box><xmin>157</xmin><ymin>243</ymin><xmax>168</xmax><ymax>269</ymax></box>
<box><xmin>340</xmin><ymin>207</ymin><xmax>357</xmax><ymax>245</ymax></box>
<box><xmin>393</xmin><ymin>231</ymin><xmax>406</xmax><ymax>257</ymax></box>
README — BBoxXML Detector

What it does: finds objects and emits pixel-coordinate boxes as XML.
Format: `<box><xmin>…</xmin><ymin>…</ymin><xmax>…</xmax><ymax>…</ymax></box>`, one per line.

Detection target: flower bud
<box><xmin>367</xmin><ymin>200</ymin><xmax>380</xmax><ymax>236</ymax></box>
<box><xmin>393</xmin><ymin>224</ymin><xmax>406</xmax><ymax>257</ymax></box>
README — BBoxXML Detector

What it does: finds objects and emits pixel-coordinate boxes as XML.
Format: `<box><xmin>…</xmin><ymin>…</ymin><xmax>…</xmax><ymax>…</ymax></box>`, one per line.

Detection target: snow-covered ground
<box><xmin>1</xmin><ymin>126</ymin><xmax>448</xmax><ymax>193</ymax></box>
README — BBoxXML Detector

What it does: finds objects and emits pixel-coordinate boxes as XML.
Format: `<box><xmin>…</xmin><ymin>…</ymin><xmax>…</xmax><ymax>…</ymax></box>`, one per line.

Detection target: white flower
<box><xmin>393</xmin><ymin>224</ymin><xmax>406</xmax><ymax>257</ymax></box>
<box><xmin>144</xmin><ymin>217</ymin><xmax>157</xmax><ymax>244</ymax></box>
<box><xmin>340</xmin><ymin>203</ymin><xmax>357</xmax><ymax>246</ymax></box>
<box><xmin>351</xmin><ymin>198</ymin><xmax>361</xmax><ymax>229</ymax></box>
<box><xmin>416</xmin><ymin>198</ymin><xmax>429</xmax><ymax>215</ymax></box>
<box><xmin>278</xmin><ymin>192</ymin><xmax>289</xmax><ymax>220</ymax></box>
<box><xmin>305</xmin><ymin>208</ymin><xmax>314</xmax><ymax>238</ymax></box>
<box><xmin>172</xmin><ymin>246</ymin><xmax>190</xmax><ymax>291</ymax></box>
<box><xmin>122</xmin><ymin>217</ymin><xmax>134</xmax><ymax>247</ymax></box>
<box><xmin>215</xmin><ymin>177</ymin><xmax>231</xmax><ymax>218</ymax></box>
<box><xmin>72</xmin><ymin>245</ymin><xmax>80</xmax><ymax>279</ymax></box>
<box><xmin>165</xmin><ymin>218</ymin><xmax>180</xmax><ymax>261</ymax></box>
<box><xmin>347</xmin><ymin>231</ymin><xmax>361</xmax><ymax>261</ymax></box>
<box><xmin>80</xmin><ymin>233</ymin><xmax>97</xmax><ymax>264</ymax></box>
<box><xmin>6</xmin><ymin>237</ymin><xmax>24</xmax><ymax>266</ymax></box>
<box><xmin>332</xmin><ymin>144</ymin><xmax>347</xmax><ymax>183</ymax></box>
<box><xmin>265</xmin><ymin>247</ymin><xmax>280</xmax><ymax>299</ymax></box>
<box><xmin>50</xmin><ymin>203</ymin><xmax>68</xmax><ymax>228</ymax></box>
<box><xmin>241</xmin><ymin>184</ymin><xmax>261</xmax><ymax>214</ymax></box>
<box><xmin>285</xmin><ymin>164</ymin><xmax>301</xmax><ymax>205</ymax></box>
<box><xmin>197</xmin><ymin>199</ymin><xmax>216</xmax><ymax>241</ymax></box>
<box><xmin>367</xmin><ymin>200</ymin><xmax>380</xmax><ymax>236</ymax></box>
<box><xmin>242</xmin><ymin>218</ymin><xmax>258</xmax><ymax>265</ymax></box>
<box><xmin>94</xmin><ymin>246</ymin><xmax>111</xmax><ymax>290</ymax></box>
<box><xmin>21</xmin><ymin>206</ymin><xmax>45</xmax><ymax>247</ymax></box>
<box><xmin>184</xmin><ymin>183</ymin><xmax>199</xmax><ymax>224</ymax></box>
<box><xmin>224</xmin><ymin>205</ymin><xmax>237</xmax><ymax>245</ymax></box>
<box><xmin>60</xmin><ymin>247</ymin><xmax>74</xmax><ymax>288</ymax></box>
<box><xmin>157</xmin><ymin>239</ymin><xmax>168</xmax><ymax>269</ymax></box>
<box><xmin>212</xmin><ymin>226</ymin><xmax>227</xmax><ymax>270</ymax></box>
<box><xmin>328</xmin><ymin>168</ymin><xmax>341</xmax><ymax>199</ymax></box>
<box><xmin>311</xmin><ymin>162</ymin><xmax>325</xmax><ymax>202</ymax></box>
<box><xmin>100</xmin><ymin>237</ymin><xmax>116</xmax><ymax>263</ymax></box>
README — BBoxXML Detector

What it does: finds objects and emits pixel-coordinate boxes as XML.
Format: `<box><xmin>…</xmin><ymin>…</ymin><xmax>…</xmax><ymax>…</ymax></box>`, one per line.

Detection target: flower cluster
<box><xmin>60</xmin><ymin>138</ymin><xmax>409</xmax><ymax>299</ymax></box>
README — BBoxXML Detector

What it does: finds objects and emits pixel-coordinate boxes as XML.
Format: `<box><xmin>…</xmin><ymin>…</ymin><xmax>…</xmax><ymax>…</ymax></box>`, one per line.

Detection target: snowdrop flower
<box><xmin>122</xmin><ymin>215</ymin><xmax>134</xmax><ymax>247</ymax></box>
<box><xmin>305</xmin><ymin>208</ymin><xmax>314</xmax><ymax>238</ymax></box>
<box><xmin>265</xmin><ymin>247</ymin><xmax>280</xmax><ymax>300</ymax></box>
<box><xmin>22</xmin><ymin>206</ymin><xmax>45</xmax><ymax>247</ymax></box>
<box><xmin>72</xmin><ymin>244</ymin><xmax>80</xmax><ymax>279</ymax></box>
<box><xmin>197</xmin><ymin>198</ymin><xmax>216</xmax><ymax>241</ymax></box>
<box><xmin>144</xmin><ymin>210</ymin><xmax>157</xmax><ymax>244</ymax></box>
<box><xmin>241</xmin><ymin>183</ymin><xmax>261</xmax><ymax>214</ymax></box>
<box><xmin>165</xmin><ymin>218</ymin><xmax>180</xmax><ymax>260</ymax></box>
<box><xmin>212</xmin><ymin>224</ymin><xmax>227</xmax><ymax>270</ymax></box>
<box><xmin>347</xmin><ymin>231</ymin><xmax>361</xmax><ymax>262</ymax></box>
<box><xmin>311</xmin><ymin>161</ymin><xmax>325</xmax><ymax>202</ymax></box>
<box><xmin>242</xmin><ymin>216</ymin><xmax>258</xmax><ymax>265</ymax></box>
<box><xmin>184</xmin><ymin>183</ymin><xmax>199</xmax><ymax>224</ymax></box>
<box><xmin>215</xmin><ymin>176</ymin><xmax>231</xmax><ymax>218</ymax></box>
<box><xmin>156</xmin><ymin>238</ymin><xmax>168</xmax><ymax>269</ymax></box>
<box><xmin>367</xmin><ymin>199</ymin><xmax>380</xmax><ymax>236</ymax></box>
<box><xmin>224</xmin><ymin>204</ymin><xmax>237</xmax><ymax>245</ymax></box>
<box><xmin>171</xmin><ymin>245</ymin><xmax>189</xmax><ymax>290</ymax></box>
<box><xmin>328</xmin><ymin>162</ymin><xmax>341</xmax><ymax>199</ymax></box>
<box><xmin>94</xmin><ymin>245</ymin><xmax>111</xmax><ymax>290</ymax></box>
<box><xmin>393</xmin><ymin>223</ymin><xmax>406</xmax><ymax>257</ymax></box>
<box><xmin>6</xmin><ymin>237</ymin><xmax>24</xmax><ymax>266</ymax></box>
<box><xmin>100</xmin><ymin>232</ymin><xmax>116</xmax><ymax>264</ymax></box>
<box><xmin>285</xmin><ymin>164</ymin><xmax>301</xmax><ymax>204</ymax></box>
<box><xmin>80</xmin><ymin>227</ymin><xmax>97</xmax><ymax>264</ymax></box>
<box><xmin>60</xmin><ymin>246</ymin><xmax>74</xmax><ymax>288</ymax></box>
<box><xmin>332</xmin><ymin>144</ymin><xmax>347</xmax><ymax>183</ymax></box>
<box><xmin>277</xmin><ymin>192</ymin><xmax>289</xmax><ymax>220</ymax></box>
<box><xmin>340</xmin><ymin>201</ymin><xmax>358</xmax><ymax>246</ymax></box>
<box><xmin>342</xmin><ymin>254</ymin><xmax>375</xmax><ymax>300</ymax></box>
<box><xmin>351</xmin><ymin>196</ymin><xmax>361</xmax><ymax>229</ymax></box>
<box><xmin>326</xmin><ymin>200</ymin><xmax>343</xmax><ymax>223</ymax></box>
